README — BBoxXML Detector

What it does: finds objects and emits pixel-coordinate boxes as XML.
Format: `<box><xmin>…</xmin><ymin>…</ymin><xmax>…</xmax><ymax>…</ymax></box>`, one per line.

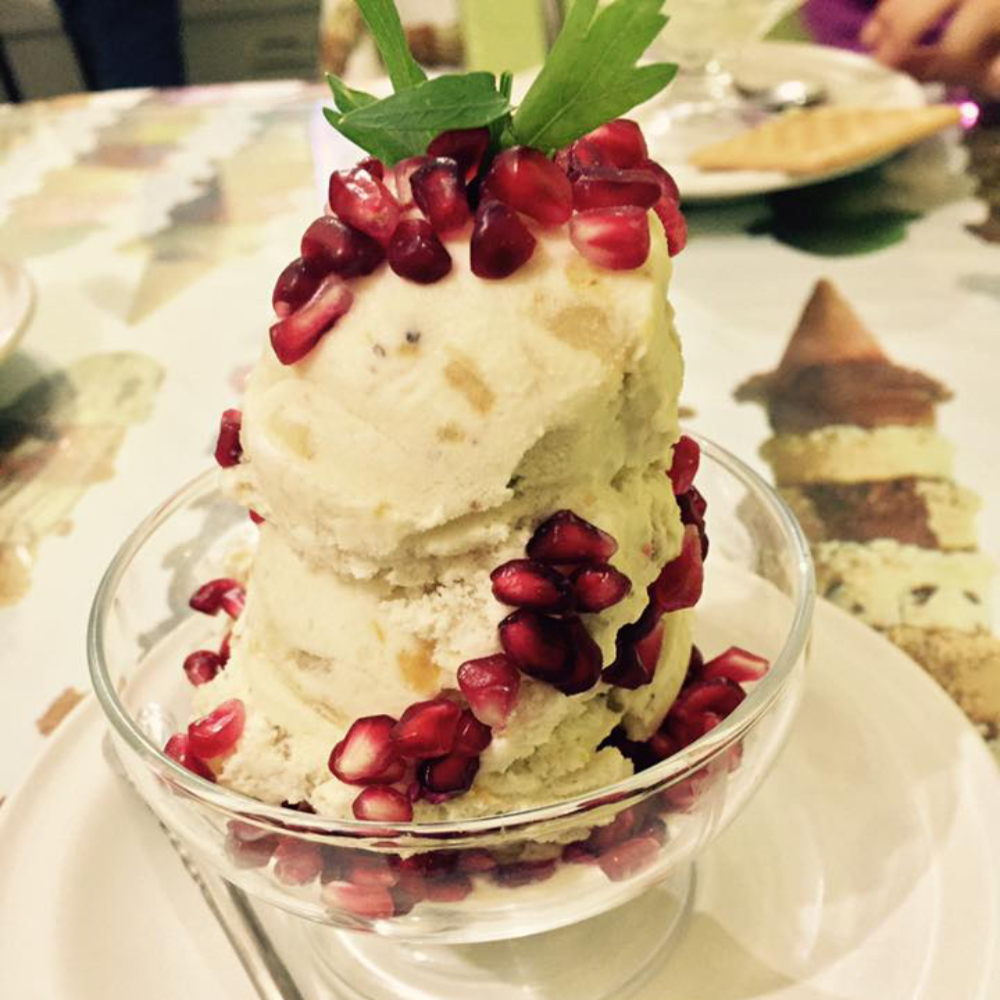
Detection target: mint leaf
<box><xmin>326</xmin><ymin>73</ymin><xmax>510</xmax><ymax>165</ymax></box>
<box><xmin>356</xmin><ymin>0</ymin><xmax>427</xmax><ymax>92</ymax></box>
<box><xmin>326</xmin><ymin>74</ymin><xmax>377</xmax><ymax>115</ymax></box>
<box><xmin>512</xmin><ymin>0</ymin><xmax>676</xmax><ymax>152</ymax></box>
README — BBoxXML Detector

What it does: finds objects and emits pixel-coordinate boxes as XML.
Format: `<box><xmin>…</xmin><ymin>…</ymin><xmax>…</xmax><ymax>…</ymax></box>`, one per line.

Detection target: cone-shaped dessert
<box><xmin>165</xmin><ymin>1</ymin><xmax>769</xmax><ymax>829</ymax></box>
<box><xmin>738</xmin><ymin>280</ymin><xmax>999</xmax><ymax>741</ymax></box>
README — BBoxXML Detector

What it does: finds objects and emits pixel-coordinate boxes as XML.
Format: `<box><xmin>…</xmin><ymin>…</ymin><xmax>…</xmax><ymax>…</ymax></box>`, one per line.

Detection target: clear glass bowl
<box><xmin>89</xmin><ymin>435</ymin><xmax>813</xmax><ymax>999</ymax></box>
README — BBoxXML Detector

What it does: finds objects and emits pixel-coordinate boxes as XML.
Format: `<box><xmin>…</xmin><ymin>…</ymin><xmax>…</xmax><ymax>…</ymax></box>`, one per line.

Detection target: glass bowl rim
<box><xmin>88</xmin><ymin>433</ymin><xmax>814</xmax><ymax>837</ymax></box>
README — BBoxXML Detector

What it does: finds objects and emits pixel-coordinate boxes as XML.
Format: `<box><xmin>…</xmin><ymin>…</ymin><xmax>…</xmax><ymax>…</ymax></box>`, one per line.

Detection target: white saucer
<box><xmin>2</xmin><ymin>599</ymin><xmax>999</xmax><ymax>999</ymax></box>
<box><xmin>0</xmin><ymin>257</ymin><xmax>33</xmax><ymax>363</ymax></box>
<box><xmin>641</xmin><ymin>41</ymin><xmax>928</xmax><ymax>203</ymax></box>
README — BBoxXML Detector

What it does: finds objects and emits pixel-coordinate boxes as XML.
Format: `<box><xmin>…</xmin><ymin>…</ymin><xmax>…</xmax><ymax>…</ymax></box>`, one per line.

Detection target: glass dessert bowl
<box><xmin>89</xmin><ymin>434</ymin><xmax>813</xmax><ymax>1000</ymax></box>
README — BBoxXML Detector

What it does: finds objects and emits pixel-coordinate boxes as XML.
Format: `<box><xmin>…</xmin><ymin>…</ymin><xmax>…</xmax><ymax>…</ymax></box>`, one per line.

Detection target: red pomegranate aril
<box><xmin>392</xmin><ymin>155</ymin><xmax>429</xmax><ymax>209</ymax></box>
<box><xmin>226</xmin><ymin>830</ymin><xmax>279</xmax><ymax>868</ymax></box>
<box><xmin>457</xmin><ymin>849</ymin><xmax>498</xmax><ymax>873</ymax></box>
<box><xmin>572</xmin><ymin>167</ymin><xmax>661</xmax><ymax>211</ymax></box>
<box><xmin>648</xmin><ymin>525</ymin><xmax>704</xmax><ymax>614</ymax></box>
<box><xmin>218</xmin><ymin>631</ymin><xmax>232</xmax><ymax>664</ymax></box>
<box><xmin>399</xmin><ymin>850</ymin><xmax>458</xmax><ymax>877</ymax></box>
<box><xmin>570</xmin><ymin>205</ymin><xmax>650</xmax><ymax>270</ymax></box>
<box><xmin>586</xmin><ymin>808</ymin><xmax>637</xmax><ymax>852</ymax></box>
<box><xmin>654</xmin><ymin>195</ymin><xmax>688</xmax><ymax>257</ymax></box>
<box><xmin>358</xmin><ymin>156</ymin><xmax>385</xmax><ymax>180</ymax></box>
<box><xmin>270</xmin><ymin>272</ymin><xmax>353</xmax><ymax>365</ymax></box>
<box><xmin>391</xmin><ymin>698</ymin><xmax>463</xmax><ymax>760</ymax></box>
<box><xmin>527</xmin><ymin>510</ymin><xmax>618</xmax><ymax>564</ymax></box>
<box><xmin>602</xmin><ymin>605</ymin><xmax>663</xmax><ymax>688</ymax></box>
<box><xmin>249</xmin><ymin>509</ymin><xmax>265</xmax><ymax>526</ymax></box>
<box><xmin>187</xmin><ymin>698</ymin><xmax>245</xmax><ymax>759</ymax></box>
<box><xmin>668</xmin><ymin>435</ymin><xmax>700</xmax><ymax>495</ymax></box>
<box><xmin>427</xmin><ymin>127</ymin><xmax>490</xmax><ymax>181</ymax></box>
<box><xmin>323</xmin><ymin>882</ymin><xmax>395</xmax><ymax>920</ymax></box>
<box><xmin>411</xmin><ymin>157</ymin><xmax>470</xmax><ymax>234</ymax></box>
<box><xmin>563</xmin><ymin>842</ymin><xmax>599</xmax><ymax>864</ymax></box>
<box><xmin>640</xmin><ymin>158</ymin><xmax>680</xmax><ymax>203</ymax></box>
<box><xmin>571</xmin><ymin>564</ymin><xmax>632</xmax><ymax>612</ymax></box>
<box><xmin>387</xmin><ymin>218</ymin><xmax>452</xmax><ymax>284</ymax></box>
<box><xmin>581</xmin><ymin>119</ymin><xmax>648</xmax><ymax>167</ymax></box>
<box><xmin>300</xmin><ymin>215</ymin><xmax>385</xmax><ymax>278</ymax></box>
<box><xmin>346</xmin><ymin>853</ymin><xmax>401</xmax><ymax>888</ymax></box>
<box><xmin>164</xmin><ymin>733</ymin><xmax>216</xmax><ymax>781</ymax></box>
<box><xmin>273</xmin><ymin>838</ymin><xmax>324</xmax><ymax>886</ymax></box>
<box><xmin>214</xmin><ymin>408</ymin><xmax>242</xmax><ymax>468</ymax></box>
<box><xmin>489</xmin><ymin>859</ymin><xmax>557</xmax><ymax>888</ymax></box>
<box><xmin>272</xmin><ymin>256</ymin><xmax>323</xmax><ymax>318</ymax></box>
<box><xmin>189</xmin><ymin>577</ymin><xmax>244</xmax><ymax>617</ymax></box>
<box><xmin>352</xmin><ymin>786</ymin><xmax>414</xmax><ymax>823</ymax></box>
<box><xmin>677</xmin><ymin>485</ymin><xmax>709</xmax><ymax>558</ymax></box>
<box><xmin>452</xmin><ymin>710</ymin><xmax>492</xmax><ymax>756</ymax></box>
<box><xmin>699</xmin><ymin>647</ymin><xmax>769</xmax><ymax>684</ymax></box>
<box><xmin>457</xmin><ymin>654</ymin><xmax>521</xmax><ymax>729</ymax></box>
<box><xmin>422</xmin><ymin>873</ymin><xmax>473</xmax><ymax>903</ymax></box>
<box><xmin>498</xmin><ymin>609</ymin><xmax>571</xmax><ymax>680</ymax></box>
<box><xmin>490</xmin><ymin>558</ymin><xmax>574</xmax><ymax>611</ymax></box>
<box><xmin>228</xmin><ymin>819</ymin><xmax>274</xmax><ymax>843</ymax></box>
<box><xmin>183</xmin><ymin>649</ymin><xmax>222</xmax><ymax>686</ymax></box>
<box><xmin>327</xmin><ymin>166</ymin><xmax>401</xmax><ymax>244</ymax></box>
<box><xmin>329</xmin><ymin>715</ymin><xmax>402</xmax><ymax>785</ymax></box>
<box><xmin>481</xmin><ymin>147</ymin><xmax>573</xmax><ymax>226</ymax></box>
<box><xmin>470</xmin><ymin>200</ymin><xmax>537</xmax><ymax>278</ymax></box>
<box><xmin>556</xmin><ymin>618</ymin><xmax>603</xmax><ymax>694</ymax></box>
<box><xmin>419</xmin><ymin>753</ymin><xmax>479</xmax><ymax>796</ymax></box>
<box><xmin>555</xmin><ymin>137</ymin><xmax>609</xmax><ymax>177</ymax></box>
<box><xmin>598</xmin><ymin>835</ymin><xmax>660</xmax><ymax>882</ymax></box>
<box><xmin>671</xmin><ymin>678</ymin><xmax>746</xmax><ymax>720</ymax></box>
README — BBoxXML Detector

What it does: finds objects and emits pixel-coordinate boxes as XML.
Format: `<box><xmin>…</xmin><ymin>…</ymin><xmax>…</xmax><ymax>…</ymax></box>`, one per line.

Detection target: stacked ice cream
<box><xmin>738</xmin><ymin>280</ymin><xmax>999</xmax><ymax>742</ymax></box>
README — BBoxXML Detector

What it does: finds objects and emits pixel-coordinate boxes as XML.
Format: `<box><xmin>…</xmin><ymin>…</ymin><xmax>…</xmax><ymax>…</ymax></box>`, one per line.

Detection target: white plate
<box><xmin>0</xmin><ymin>257</ymin><xmax>33</xmax><ymax>362</ymax></box>
<box><xmin>2</xmin><ymin>599</ymin><xmax>999</xmax><ymax>999</ymax></box>
<box><xmin>641</xmin><ymin>41</ymin><xmax>928</xmax><ymax>203</ymax></box>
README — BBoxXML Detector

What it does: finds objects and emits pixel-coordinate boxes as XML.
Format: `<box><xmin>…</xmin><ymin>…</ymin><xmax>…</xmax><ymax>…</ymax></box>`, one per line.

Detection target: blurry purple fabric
<box><xmin>803</xmin><ymin>0</ymin><xmax>876</xmax><ymax>51</ymax></box>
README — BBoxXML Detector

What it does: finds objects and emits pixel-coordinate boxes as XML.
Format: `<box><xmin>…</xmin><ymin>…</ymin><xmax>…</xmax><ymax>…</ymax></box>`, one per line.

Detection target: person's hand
<box><xmin>862</xmin><ymin>0</ymin><xmax>1000</xmax><ymax>97</ymax></box>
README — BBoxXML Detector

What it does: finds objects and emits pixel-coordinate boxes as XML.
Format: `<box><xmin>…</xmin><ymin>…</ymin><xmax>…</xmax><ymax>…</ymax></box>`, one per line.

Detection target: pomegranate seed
<box><xmin>457</xmin><ymin>849</ymin><xmax>498</xmax><ymax>873</ymax></box>
<box><xmin>411</xmin><ymin>157</ymin><xmax>470</xmax><ymax>234</ymax></box>
<box><xmin>189</xmin><ymin>578</ymin><xmax>245</xmax><ymax>617</ymax></box>
<box><xmin>498</xmin><ymin>609</ymin><xmax>571</xmax><ymax>681</ymax></box>
<box><xmin>427</xmin><ymin>127</ymin><xmax>490</xmax><ymax>181</ymax></box>
<box><xmin>392</xmin><ymin>155</ymin><xmax>429</xmax><ymax>209</ymax></box>
<box><xmin>489</xmin><ymin>859</ymin><xmax>557</xmax><ymax>888</ymax></box>
<box><xmin>346</xmin><ymin>853</ymin><xmax>401</xmax><ymax>887</ymax></box>
<box><xmin>580</xmin><ymin>119</ymin><xmax>648</xmax><ymax>167</ymax></box>
<box><xmin>213</xmin><ymin>408</ymin><xmax>242</xmax><ymax>468</ymax></box>
<box><xmin>163</xmin><ymin>733</ymin><xmax>215</xmax><ymax>781</ymax></box>
<box><xmin>563</xmin><ymin>842</ymin><xmax>599</xmax><ymax>864</ymax></box>
<box><xmin>228</xmin><ymin>819</ymin><xmax>274</xmax><ymax>843</ymax></box>
<box><xmin>654</xmin><ymin>196</ymin><xmax>688</xmax><ymax>257</ymax></box>
<box><xmin>602</xmin><ymin>605</ymin><xmax>663</xmax><ymax>688</ymax></box>
<box><xmin>585</xmin><ymin>808</ymin><xmax>637</xmax><ymax>852</ymax></box>
<box><xmin>226</xmin><ymin>830</ymin><xmax>279</xmax><ymax>868</ymax></box>
<box><xmin>640</xmin><ymin>159</ymin><xmax>680</xmax><ymax>203</ymax></box>
<box><xmin>357</xmin><ymin>156</ymin><xmax>384</xmax><ymax>180</ymax></box>
<box><xmin>300</xmin><ymin>215</ymin><xmax>385</xmax><ymax>278</ymax></box>
<box><xmin>470</xmin><ymin>200</ymin><xmax>537</xmax><ymax>278</ymax></box>
<box><xmin>422</xmin><ymin>873</ymin><xmax>473</xmax><ymax>903</ymax></box>
<box><xmin>671</xmin><ymin>678</ymin><xmax>746</xmax><ymax>720</ymax></box>
<box><xmin>329</xmin><ymin>715</ymin><xmax>403</xmax><ymax>785</ymax></box>
<box><xmin>457</xmin><ymin>654</ymin><xmax>520</xmax><ymax>729</ymax></box>
<box><xmin>667</xmin><ymin>435</ymin><xmax>700</xmax><ymax>495</ymax></box>
<box><xmin>570</xmin><ymin>206</ymin><xmax>650</xmax><ymax>270</ymax></box>
<box><xmin>352</xmin><ymin>787</ymin><xmax>414</xmax><ymax>823</ymax></box>
<box><xmin>490</xmin><ymin>558</ymin><xmax>574</xmax><ymax>611</ymax></box>
<box><xmin>390</xmin><ymin>880</ymin><xmax>422</xmax><ymax>915</ymax></box>
<box><xmin>699</xmin><ymin>647</ymin><xmax>769</xmax><ymax>684</ymax></box>
<box><xmin>273</xmin><ymin>838</ymin><xmax>324</xmax><ymax>885</ymax></box>
<box><xmin>218</xmin><ymin>631</ymin><xmax>232</xmax><ymax>664</ymax></box>
<box><xmin>419</xmin><ymin>753</ymin><xmax>479</xmax><ymax>796</ymax></box>
<box><xmin>391</xmin><ymin>698</ymin><xmax>462</xmax><ymax>760</ymax></box>
<box><xmin>323</xmin><ymin>882</ymin><xmax>395</xmax><ymax>920</ymax></box>
<box><xmin>327</xmin><ymin>166</ymin><xmax>401</xmax><ymax>244</ymax></box>
<box><xmin>270</xmin><ymin>273</ymin><xmax>353</xmax><ymax>365</ymax></box>
<box><xmin>272</xmin><ymin>256</ymin><xmax>323</xmax><ymax>318</ymax></box>
<box><xmin>598</xmin><ymin>835</ymin><xmax>660</xmax><ymax>882</ymax></box>
<box><xmin>678</xmin><ymin>485</ymin><xmax>709</xmax><ymax>558</ymax></box>
<box><xmin>387</xmin><ymin>218</ymin><xmax>452</xmax><ymax>283</ymax></box>
<box><xmin>183</xmin><ymin>649</ymin><xmax>222</xmax><ymax>686</ymax></box>
<box><xmin>555</xmin><ymin>138</ymin><xmax>608</xmax><ymax>178</ymax></box>
<box><xmin>571</xmin><ymin>564</ymin><xmax>631</xmax><ymax>612</ymax></box>
<box><xmin>481</xmin><ymin>147</ymin><xmax>572</xmax><ymax>226</ymax></box>
<box><xmin>555</xmin><ymin>618</ymin><xmax>603</xmax><ymax>694</ymax></box>
<box><xmin>572</xmin><ymin>167</ymin><xmax>661</xmax><ymax>211</ymax></box>
<box><xmin>187</xmin><ymin>699</ymin><xmax>245</xmax><ymax>759</ymax></box>
<box><xmin>527</xmin><ymin>510</ymin><xmax>618</xmax><ymax>564</ymax></box>
<box><xmin>648</xmin><ymin>525</ymin><xmax>704</xmax><ymax>614</ymax></box>
<box><xmin>398</xmin><ymin>851</ymin><xmax>458</xmax><ymax>876</ymax></box>
<box><xmin>453</xmin><ymin>710</ymin><xmax>492</xmax><ymax>756</ymax></box>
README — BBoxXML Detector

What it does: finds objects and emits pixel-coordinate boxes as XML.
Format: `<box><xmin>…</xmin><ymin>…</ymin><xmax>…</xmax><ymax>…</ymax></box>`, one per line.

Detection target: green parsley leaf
<box><xmin>326</xmin><ymin>73</ymin><xmax>511</xmax><ymax>166</ymax></box>
<box><xmin>511</xmin><ymin>0</ymin><xmax>676</xmax><ymax>153</ymax></box>
<box><xmin>326</xmin><ymin>74</ymin><xmax>377</xmax><ymax>115</ymax></box>
<box><xmin>356</xmin><ymin>0</ymin><xmax>427</xmax><ymax>92</ymax></box>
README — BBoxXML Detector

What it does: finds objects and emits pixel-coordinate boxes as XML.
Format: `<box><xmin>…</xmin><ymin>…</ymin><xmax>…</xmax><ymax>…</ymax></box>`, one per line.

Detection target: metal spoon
<box><xmin>736</xmin><ymin>78</ymin><xmax>828</xmax><ymax>113</ymax></box>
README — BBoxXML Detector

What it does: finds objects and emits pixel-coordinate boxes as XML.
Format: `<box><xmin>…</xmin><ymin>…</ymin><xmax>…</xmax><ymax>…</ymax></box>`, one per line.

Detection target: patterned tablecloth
<box><xmin>0</xmin><ymin>79</ymin><xmax>997</xmax><ymax>805</ymax></box>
